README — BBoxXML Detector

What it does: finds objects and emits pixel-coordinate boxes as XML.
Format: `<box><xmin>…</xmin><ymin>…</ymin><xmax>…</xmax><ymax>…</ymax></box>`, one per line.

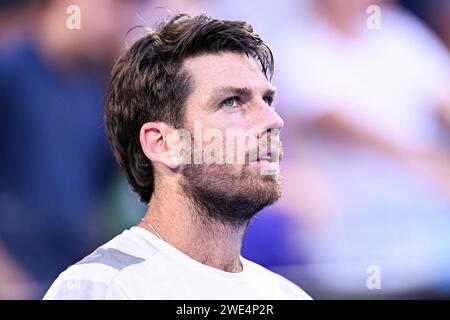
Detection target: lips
<box><xmin>253</xmin><ymin>148</ymin><xmax>280</xmax><ymax>164</ymax></box>
<box><xmin>257</xmin><ymin>150</ymin><xmax>272</xmax><ymax>162</ymax></box>
<box><xmin>248</xmin><ymin>146</ymin><xmax>280</xmax><ymax>174</ymax></box>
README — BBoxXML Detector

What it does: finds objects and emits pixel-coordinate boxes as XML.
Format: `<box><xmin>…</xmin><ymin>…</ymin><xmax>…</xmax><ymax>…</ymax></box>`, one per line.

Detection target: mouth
<box><xmin>256</xmin><ymin>152</ymin><xmax>273</xmax><ymax>163</ymax></box>
<box><xmin>251</xmin><ymin>150</ymin><xmax>280</xmax><ymax>174</ymax></box>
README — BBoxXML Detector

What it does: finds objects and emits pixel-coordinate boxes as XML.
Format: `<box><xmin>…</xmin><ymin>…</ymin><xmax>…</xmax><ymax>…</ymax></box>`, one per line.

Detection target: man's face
<box><xmin>178</xmin><ymin>52</ymin><xmax>284</xmax><ymax>226</ymax></box>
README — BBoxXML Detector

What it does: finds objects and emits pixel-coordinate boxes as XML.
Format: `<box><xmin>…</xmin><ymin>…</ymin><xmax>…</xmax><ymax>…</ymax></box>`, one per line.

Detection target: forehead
<box><xmin>182</xmin><ymin>52</ymin><xmax>271</xmax><ymax>96</ymax></box>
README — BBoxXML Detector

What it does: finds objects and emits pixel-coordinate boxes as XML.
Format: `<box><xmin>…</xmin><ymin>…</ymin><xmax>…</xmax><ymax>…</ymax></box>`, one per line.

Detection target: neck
<box><xmin>137</xmin><ymin>186</ymin><xmax>247</xmax><ymax>273</ymax></box>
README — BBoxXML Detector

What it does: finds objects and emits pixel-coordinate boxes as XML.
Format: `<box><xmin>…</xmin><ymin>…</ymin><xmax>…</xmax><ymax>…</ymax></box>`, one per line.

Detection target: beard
<box><xmin>180</xmin><ymin>159</ymin><xmax>282</xmax><ymax>228</ymax></box>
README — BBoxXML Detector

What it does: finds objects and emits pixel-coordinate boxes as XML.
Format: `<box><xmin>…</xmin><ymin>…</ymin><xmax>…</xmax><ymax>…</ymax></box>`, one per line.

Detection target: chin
<box><xmin>248</xmin><ymin>174</ymin><xmax>282</xmax><ymax>206</ymax></box>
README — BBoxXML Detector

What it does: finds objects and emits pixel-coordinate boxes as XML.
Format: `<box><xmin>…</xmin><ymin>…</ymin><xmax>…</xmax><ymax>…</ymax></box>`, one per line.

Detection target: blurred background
<box><xmin>1</xmin><ymin>0</ymin><xmax>450</xmax><ymax>299</ymax></box>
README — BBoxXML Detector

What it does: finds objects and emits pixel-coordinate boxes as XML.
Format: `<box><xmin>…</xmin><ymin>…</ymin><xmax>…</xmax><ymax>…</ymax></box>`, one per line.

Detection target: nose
<box><xmin>255</xmin><ymin>100</ymin><xmax>284</xmax><ymax>134</ymax></box>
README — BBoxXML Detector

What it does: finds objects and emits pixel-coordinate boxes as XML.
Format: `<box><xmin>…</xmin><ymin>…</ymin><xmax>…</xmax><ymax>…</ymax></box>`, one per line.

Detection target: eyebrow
<box><xmin>209</xmin><ymin>85</ymin><xmax>277</xmax><ymax>105</ymax></box>
<box><xmin>263</xmin><ymin>86</ymin><xmax>277</xmax><ymax>98</ymax></box>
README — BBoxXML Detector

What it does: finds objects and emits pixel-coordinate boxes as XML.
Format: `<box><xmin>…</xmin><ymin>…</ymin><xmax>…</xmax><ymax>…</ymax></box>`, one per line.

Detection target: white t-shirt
<box><xmin>43</xmin><ymin>226</ymin><xmax>311</xmax><ymax>300</ymax></box>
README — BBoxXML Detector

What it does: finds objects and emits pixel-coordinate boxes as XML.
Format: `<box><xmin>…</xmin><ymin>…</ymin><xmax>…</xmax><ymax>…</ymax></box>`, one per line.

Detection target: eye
<box><xmin>263</xmin><ymin>96</ymin><xmax>273</xmax><ymax>106</ymax></box>
<box><xmin>221</xmin><ymin>96</ymin><xmax>239</xmax><ymax>108</ymax></box>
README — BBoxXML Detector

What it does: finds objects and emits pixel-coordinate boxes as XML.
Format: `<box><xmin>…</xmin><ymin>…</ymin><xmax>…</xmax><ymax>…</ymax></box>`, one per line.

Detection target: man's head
<box><xmin>105</xmin><ymin>14</ymin><xmax>284</xmax><ymax>226</ymax></box>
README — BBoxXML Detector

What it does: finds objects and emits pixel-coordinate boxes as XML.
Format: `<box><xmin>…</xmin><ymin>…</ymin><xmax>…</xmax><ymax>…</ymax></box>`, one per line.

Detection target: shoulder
<box><xmin>43</xmin><ymin>229</ymin><xmax>159</xmax><ymax>300</ymax></box>
<box><xmin>242</xmin><ymin>258</ymin><xmax>312</xmax><ymax>300</ymax></box>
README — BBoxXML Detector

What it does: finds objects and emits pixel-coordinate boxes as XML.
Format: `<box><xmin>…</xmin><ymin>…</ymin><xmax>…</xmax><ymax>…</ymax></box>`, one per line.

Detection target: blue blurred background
<box><xmin>1</xmin><ymin>0</ymin><xmax>450</xmax><ymax>299</ymax></box>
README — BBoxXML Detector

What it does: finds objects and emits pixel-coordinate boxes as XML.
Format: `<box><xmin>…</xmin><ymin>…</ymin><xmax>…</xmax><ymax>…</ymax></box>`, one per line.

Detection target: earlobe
<box><xmin>166</xmin><ymin>153</ymin><xmax>180</xmax><ymax>170</ymax></box>
<box><xmin>140</xmin><ymin>122</ymin><xmax>180</xmax><ymax>170</ymax></box>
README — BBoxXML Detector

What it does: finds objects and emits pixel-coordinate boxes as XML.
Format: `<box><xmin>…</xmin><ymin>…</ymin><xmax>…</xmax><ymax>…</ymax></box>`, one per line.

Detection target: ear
<box><xmin>139</xmin><ymin>122</ymin><xmax>180</xmax><ymax>170</ymax></box>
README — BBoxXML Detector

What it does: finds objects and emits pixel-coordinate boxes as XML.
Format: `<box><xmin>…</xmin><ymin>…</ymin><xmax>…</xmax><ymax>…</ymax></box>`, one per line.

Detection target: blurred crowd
<box><xmin>1</xmin><ymin>0</ymin><xmax>450</xmax><ymax>299</ymax></box>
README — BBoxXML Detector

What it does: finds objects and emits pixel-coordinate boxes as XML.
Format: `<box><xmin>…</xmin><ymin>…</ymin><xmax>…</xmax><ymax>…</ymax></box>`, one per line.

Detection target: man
<box><xmin>44</xmin><ymin>13</ymin><xmax>311</xmax><ymax>299</ymax></box>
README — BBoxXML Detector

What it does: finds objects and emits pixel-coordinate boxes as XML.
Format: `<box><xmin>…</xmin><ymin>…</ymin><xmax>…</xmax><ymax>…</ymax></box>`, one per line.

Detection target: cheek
<box><xmin>188</xmin><ymin>112</ymin><xmax>261</xmax><ymax>165</ymax></box>
<box><xmin>223</xmin><ymin>111</ymin><xmax>256</xmax><ymax>130</ymax></box>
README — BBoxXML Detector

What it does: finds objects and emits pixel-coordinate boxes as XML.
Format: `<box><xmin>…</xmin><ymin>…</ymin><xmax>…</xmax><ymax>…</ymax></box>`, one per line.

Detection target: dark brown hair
<box><xmin>105</xmin><ymin>13</ymin><xmax>274</xmax><ymax>203</ymax></box>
